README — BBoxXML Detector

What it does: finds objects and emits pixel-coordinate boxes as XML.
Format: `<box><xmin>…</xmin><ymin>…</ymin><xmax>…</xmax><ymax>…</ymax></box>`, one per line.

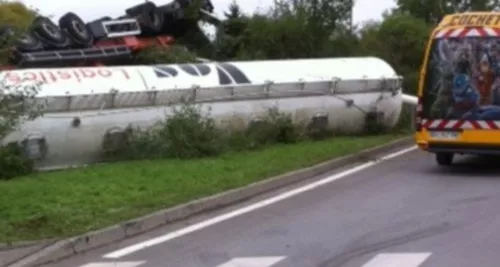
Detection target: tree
<box><xmin>358</xmin><ymin>13</ymin><xmax>431</xmax><ymax>94</ymax></box>
<box><xmin>449</xmin><ymin>0</ymin><xmax>500</xmax><ymax>12</ymax></box>
<box><xmin>0</xmin><ymin>2</ymin><xmax>41</xmax><ymax>138</ymax></box>
<box><xmin>214</xmin><ymin>0</ymin><xmax>358</xmax><ymax>60</ymax></box>
<box><xmin>213</xmin><ymin>1</ymin><xmax>249</xmax><ymax>60</ymax></box>
<box><xmin>0</xmin><ymin>1</ymin><xmax>37</xmax><ymax>32</ymax></box>
<box><xmin>224</xmin><ymin>0</ymin><xmax>243</xmax><ymax>19</ymax></box>
<box><xmin>0</xmin><ymin>78</ymin><xmax>44</xmax><ymax>179</ymax></box>
<box><xmin>269</xmin><ymin>0</ymin><xmax>355</xmax><ymax>40</ymax></box>
<box><xmin>0</xmin><ymin>81</ymin><xmax>42</xmax><ymax>141</ymax></box>
<box><xmin>0</xmin><ymin>1</ymin><xmax>37</xmax><ymax>63</ymax></box>
<box><xmin>394</xmin><ymin>0</ymin><xmax>500</xmax><ymax>24</ymax></box>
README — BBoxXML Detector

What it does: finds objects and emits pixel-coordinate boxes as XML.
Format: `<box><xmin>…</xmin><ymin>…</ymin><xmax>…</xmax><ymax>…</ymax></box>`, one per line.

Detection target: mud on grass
<box><xmin>0</xmin><ymin>134</ymin><xmax>408</xmax><ymax>242</ymax></box>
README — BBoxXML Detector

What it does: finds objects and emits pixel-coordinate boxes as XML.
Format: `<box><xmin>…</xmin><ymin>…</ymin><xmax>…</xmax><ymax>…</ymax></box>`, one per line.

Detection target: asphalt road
<box><xmin>43</xmin><ymin>147</ymin><xmax>500</xmax><ymax>267</ymax></box>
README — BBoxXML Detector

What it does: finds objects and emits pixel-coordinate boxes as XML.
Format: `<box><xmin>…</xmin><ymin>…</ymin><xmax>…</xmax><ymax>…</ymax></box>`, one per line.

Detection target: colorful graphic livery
<box><xmin>416</xmin><ymin>11</ymin><xmax>500</xmax><ymax>166</ymax></box>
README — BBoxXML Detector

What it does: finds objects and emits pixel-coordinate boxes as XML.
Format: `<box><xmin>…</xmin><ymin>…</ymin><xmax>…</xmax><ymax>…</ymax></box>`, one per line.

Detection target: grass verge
<box><xmin>0</xmin><ymin>133</ymin><xmax>408</xmax><ymax>242</ymax></box>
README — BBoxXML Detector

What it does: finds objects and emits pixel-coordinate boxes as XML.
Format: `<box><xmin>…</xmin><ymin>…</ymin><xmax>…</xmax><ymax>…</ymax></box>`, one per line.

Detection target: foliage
<box><xmin>0</xmin><ymin>1</ymin><xmax>38</xmax><ymax>63</ymax></box>
<box><xmin>102</xmin><ymin>103</ymin><xmax>220</xmax><ymax>160</ymax></box>
<box><xmin>0</xmin><ymin>142</ymin><xmax>33</xmax><ymax>180</ymax></box>
<box><xmin>234</xmin><ymin>106</ymin><xmax>301</xmax><ymax>150</ymax></box>
<box><xmin>357</xmin><ymin>13</ymin><xmax>432</xmax><ymax>94</ymax></box>
<box><xmin>130</xmin><ymin>102</ymin><xmax>223</xmax><ymax>159</ymax></box>
<box><xmin>394</xmin><ymin>104</ymin><xmax>416</xmax><ymax>133</ymax></box>
<box><xmin>133</xmin><ymin>45</ymin><xmax>199</xmax><ymax>64</ymax></box>
<box><xmin>0</xmin><ymin>1</ymin><xmax>37</xmax><ymax>32</ymax></box>
<box><xmin>394</xmin><ymin>0</ymin><xmax>500</xmax><ymax>24</ymax></box>
<box><xmin>214</xmin><ymin>0</ymin><xmax>358</xmax><ymax>60</ymax></box>
<box><xmin>0</xmin><ymin>78</ymin><xmax>43</xmax><ymax>179</ymax></box>
<box><xmin>0</xmin><ymin>81</ymin><xmax>42</xmax><ymax>139</ymax></box>
<box><xmin>103</xmin><ymin>101</ymin><xmax>309</xmax><ymax>161</ymax></box>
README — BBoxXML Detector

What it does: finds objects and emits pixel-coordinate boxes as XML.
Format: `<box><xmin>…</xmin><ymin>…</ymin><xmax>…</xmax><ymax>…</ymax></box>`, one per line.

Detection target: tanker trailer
<box><xmin>0</xmin><ymin>57</ymin><xmax>403</xmax><ymax>170</ymax></box>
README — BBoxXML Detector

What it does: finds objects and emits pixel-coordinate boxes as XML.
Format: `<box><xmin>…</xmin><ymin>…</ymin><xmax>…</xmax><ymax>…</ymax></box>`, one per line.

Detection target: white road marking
<box><xmin>215</xmin><ymin>256</ymin><xmax>285</xmax><ymax>267</ymax></box>
<box><xmin>103</xmin><ymin>146</ymin><xmax>417</xmax><ymax>259</ymax></box>
<box><xmin>362</xmin><ymin>253</ymin><xmax>431</xmax><ymax>267</ymax></box>
<box><xmin>78</xmin><ymin>261</ymin><xmax>145</xmax><ymax>267</ymax></box>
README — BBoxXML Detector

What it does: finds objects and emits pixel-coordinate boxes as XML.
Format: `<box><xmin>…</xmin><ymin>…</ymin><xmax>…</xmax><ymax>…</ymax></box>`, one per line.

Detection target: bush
<box><xmin>0</xmin><ymin>77</ymin><xmax>43</xmax><ymax>179</ymax></box>
<box><xmin>102</xmin><ymin>97</ymin><xmax>411</xmax><ymax>163</ymax></box>
<box><xmin>152</xmin><ymin>103</ymin><xmax>223</xmax><ymax>158</ymax></box>
<box><xmin>231</xmin><ymin>106</ymin><xmax>302</xmax><ymax>150</ymax></box>
<box><xmin>103</xmin><ymin>102</ymin><xmax>311</xmax><ymax>161</ymax></box>
<box><xmin>362</xmin><ymin>111</ymin><xmax>390</xmax><ymax>135</ymax></box>
<box><xmin>132</xmin><ymin>45</ymin><xmax>199</xmax><ymax>65</ymax></box>
<box><xmin>104</xmin><ymin>102</ymin><xmax>224</xmax><ymax>160</ymax></box>
<box><xmin>393</xmin><ymin>103</ymin><xmax>415</xmax><ymax>134</ymax></box>
<box><xmin>0</xmin><ymin>142</ymin><xmax>33</xmax><ymax>180</ymax></box>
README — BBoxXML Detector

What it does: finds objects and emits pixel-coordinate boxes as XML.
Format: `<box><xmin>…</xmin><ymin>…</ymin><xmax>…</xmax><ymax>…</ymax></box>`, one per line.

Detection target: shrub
<box><xmin>362</xmin><ymin>111</ymin><xmax>389</xmax><ymax>135</ymax></box>
<box><xmin>0</xmin><ymin>78</ymin><xmax>43</xmax><ymax>179</ymax></box>
<box><xmin>154</xmin><ymin>103</ymin><xmax>223</xmax><ymax>158</ymax></box>
<box><xmin>132</xmin><ymin>45</ymin><xmax>200</xmax><ymax>65</ymax></box>
<box><xmin>104</xmin><ymin>101</ymin><xmax>224</xmax><ymax>160</ymax></box>
<box><xmin>0</xmin><ymin>142</ymin><xmax>33</xmax><ymax>180</ymax></box>
<box><xmin>104</xmin><ymin>102</ymin><xmax>307</xmax><ymax>160</ymax></box>
<box><xmin>393</xmin><ymin>103</ymin><xmax>415</xmax><ymax>134</ymax></box>
<box><xmin>235</xmin><ymin>106</ymin><xmax>302</xmax><ymax>150</ymax></box>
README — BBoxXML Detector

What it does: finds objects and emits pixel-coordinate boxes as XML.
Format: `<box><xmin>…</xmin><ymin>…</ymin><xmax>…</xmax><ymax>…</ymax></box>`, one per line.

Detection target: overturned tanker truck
<box><xmin>0</xmin><ymin>57</ymin><xmax>404</xmax><ymax>170</ymax></box>
<box><xmin>0</xmin><ymin>1</ymin><xmax>405</xmax><ymax>170</ymax></box>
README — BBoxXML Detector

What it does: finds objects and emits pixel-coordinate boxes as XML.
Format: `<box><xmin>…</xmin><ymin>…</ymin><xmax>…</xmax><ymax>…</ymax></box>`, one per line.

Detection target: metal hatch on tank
<box><xmin>0</xmin><ymin>57</ymin><xmax>403</xmax><ymax>170</ymax></box>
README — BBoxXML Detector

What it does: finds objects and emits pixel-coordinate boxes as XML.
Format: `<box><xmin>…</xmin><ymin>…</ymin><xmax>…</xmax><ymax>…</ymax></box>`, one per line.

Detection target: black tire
<box><xmin>31</xmin><ymin>16</ymin><xmax>69</xmax><ymax>48</ymax></box>
<box><xmin>436</xmin><ymin>152</ymin><xmax>454</xmax><ymax>166</ymax></box>
<box><xmin>58</xmin><ymin>12</ymin><xmax>93</xmax><ymax>47</ymax></box>
<box><xmin>126</xmin><ymin>2</ymin><xmax>164</xmax><ymax>35</ymax></box>
<box><xmin>14</xmin><ymin>31</ymin><xmax>43</xmax><ymax>52</ymax></box>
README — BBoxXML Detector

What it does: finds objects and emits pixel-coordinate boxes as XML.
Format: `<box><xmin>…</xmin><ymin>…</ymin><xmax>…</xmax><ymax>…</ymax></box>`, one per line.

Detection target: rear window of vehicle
<box><xmin>421</xmin><ymin>30</ymin><xmax>500</xmax><ymax>121</ymax></box>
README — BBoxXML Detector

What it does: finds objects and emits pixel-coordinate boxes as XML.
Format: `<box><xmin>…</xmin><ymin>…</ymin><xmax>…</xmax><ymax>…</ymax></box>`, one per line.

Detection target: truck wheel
<box><xmin>14</xmin><ymin>31</ymin><xmax>43</xmax><ymax>52</ymax></box>
<box><xmin>31</xmin><ymin>16</ymin><xmax>69</xmax><ymax>48</ymax></box>
<box><xmin>436</xmin><ymin>152</ymin><xmax>454</xmax><ymax>166</ymax></box>
<box><xmin>59</xmin><ymin>12</ymin><xmax>93</xmax><ymax>47</ymax></box>
<box><xmin>125</xmin><ymin>2</ymin><xmax>164</xmax><ymax>35</ymax></box>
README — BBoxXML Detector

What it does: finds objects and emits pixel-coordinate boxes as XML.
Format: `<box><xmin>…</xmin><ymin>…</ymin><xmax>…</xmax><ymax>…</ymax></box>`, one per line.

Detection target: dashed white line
<box><xmin>78</xmin><ymin>261</ymin><xmax>146</xmax><ymax>267</ymax></box>
<box><xmin>216</xmin><ymin>256</ymin><xmax>286</xmax><ymax>267</ymax></box>
<box><xmin>103</xmin><ymin>146</ymin><xmax>417</xmax><ymax>259</ymax></box>
<box><xmin>362</xmin><ymin>253</ymin><xmax>431</xmax><ymax>267</ymax></box>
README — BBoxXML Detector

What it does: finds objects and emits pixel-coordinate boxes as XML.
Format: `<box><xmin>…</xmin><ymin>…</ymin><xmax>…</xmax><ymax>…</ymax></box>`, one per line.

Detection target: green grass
<box><xmin>0</xmin><ymin>134</ymin><xmax>408</xmax><ymax>242</ymax></box>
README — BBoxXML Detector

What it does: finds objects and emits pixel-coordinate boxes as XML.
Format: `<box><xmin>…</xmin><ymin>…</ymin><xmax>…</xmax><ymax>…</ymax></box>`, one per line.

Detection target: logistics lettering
<box><xmin>3</xmin><ymin>68</ymin><xmax>131</xmax><ymax>84</ymax></box>
<box><xmin>445</xmin><ymin>14</ymin><xmax>500</xmax><ymax>27</ymax></box>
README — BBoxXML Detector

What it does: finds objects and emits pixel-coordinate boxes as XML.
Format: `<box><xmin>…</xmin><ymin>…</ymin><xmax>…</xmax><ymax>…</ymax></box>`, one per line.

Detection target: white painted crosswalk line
<box><xmin>78</xmin><ymin>261</ymin><xmax>145</xmax><ymax>267</ymax></box>
<box><xmin>362</xmin><ymin>253</ymin><xmax>431</xmax><ymax>267</ymax></box>
<box><xmin>216</xmin><ymin>256</ymin><xmax>285</xmax><ymax>267</ymax></box>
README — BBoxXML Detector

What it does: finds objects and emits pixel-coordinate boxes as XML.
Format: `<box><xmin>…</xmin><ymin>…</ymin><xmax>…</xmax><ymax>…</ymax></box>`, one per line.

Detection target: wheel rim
<box><xmin>72</xmin><ymin>20</ymin><xmax>88</xmax><ymax>38</ymax></box>
<box><xmin>42</xmin><ymin>23</ymin><xmax>61</xmax><ymax>39</ymax></box>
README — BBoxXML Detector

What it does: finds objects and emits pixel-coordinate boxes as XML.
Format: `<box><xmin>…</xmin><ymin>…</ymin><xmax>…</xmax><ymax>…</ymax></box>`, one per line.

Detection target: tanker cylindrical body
<box><xmin>0</xmin><ymin>57</ymin><xmax>403</xmax><ymax>170</ymax></box>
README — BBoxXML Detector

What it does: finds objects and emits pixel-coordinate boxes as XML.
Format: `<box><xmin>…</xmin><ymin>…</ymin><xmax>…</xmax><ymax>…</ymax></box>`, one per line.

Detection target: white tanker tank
<box><xmin>0</xmin><ymin>57</ymin><xmax>403</xmax><ymax>170</ymax></box>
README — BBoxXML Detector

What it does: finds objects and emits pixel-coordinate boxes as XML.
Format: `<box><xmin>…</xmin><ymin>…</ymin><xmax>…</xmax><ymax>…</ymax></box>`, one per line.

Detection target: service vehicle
<box><xmin>415</xmin><ymin>11</ymin><xmax>500</xmax><ymax>165</ymax></box>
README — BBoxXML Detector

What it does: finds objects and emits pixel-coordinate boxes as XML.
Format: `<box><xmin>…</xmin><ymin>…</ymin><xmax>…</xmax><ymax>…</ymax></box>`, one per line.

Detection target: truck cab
<box><xmin>415</xmin><ymin>12</ymin><xmax>500</xmax><ymax>165</ymax></box>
